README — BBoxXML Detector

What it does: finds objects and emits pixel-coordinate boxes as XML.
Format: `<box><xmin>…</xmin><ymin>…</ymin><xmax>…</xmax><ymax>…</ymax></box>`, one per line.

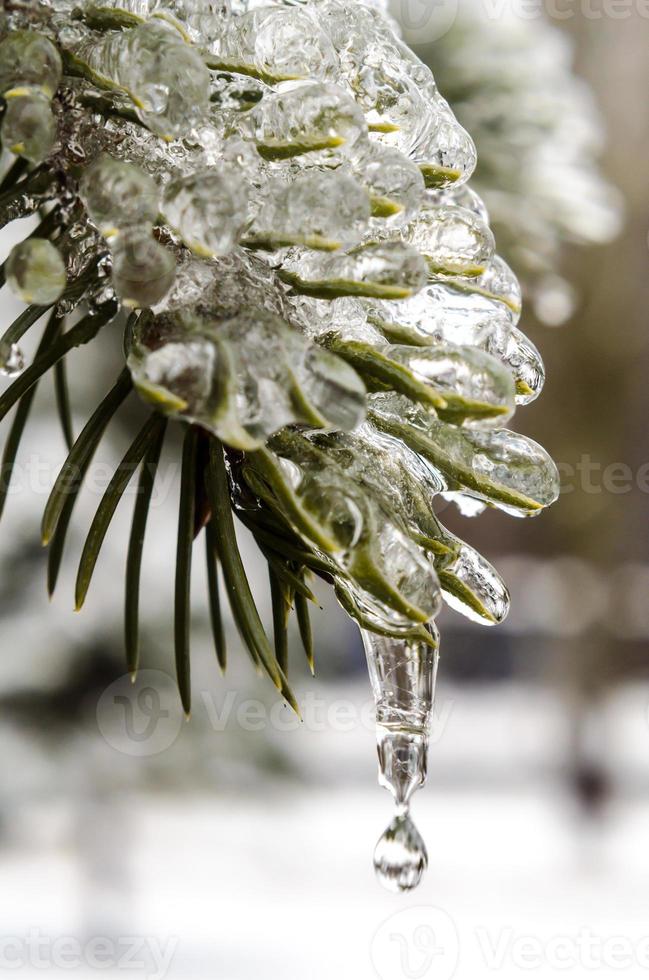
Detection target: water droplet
<box><xmin>374</xmin><ymin>810</ymin><xmax>428</xmax><ymax>893</ymax></box>
<box><xmin>362</xmin><ymin>630</ymin><xmax>437</xmax><ymax>890</ymax></box>
<box><xmin>0</xmin><ymin>340</ymin><xmax>24</xmax><ymax>377</ymax></box>
<box><xmin>5</xmin><ymin>238</ymin><xmax>66</xmax><ymax>306</ymax></box>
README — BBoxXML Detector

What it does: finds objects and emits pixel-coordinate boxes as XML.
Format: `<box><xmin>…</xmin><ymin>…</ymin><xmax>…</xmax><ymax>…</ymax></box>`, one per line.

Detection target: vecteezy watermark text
<box><xmin>392</xmin><ymin>0</ymin><xmax>649</xmax><ymax>46</ymax></box>
<box><xmin>96</xmin><ymin>670</ymin><xmax>455</xmax><ymax>756</ymax></box>
<box><xmin>0</xmin><ymin>931</ymin><xmax>177</xmax><ymax>978</ymax></box>
<box><xmin>371</xmin><ymin>907</ymin><xmax>649</xmax><ymax>979</ymax></box>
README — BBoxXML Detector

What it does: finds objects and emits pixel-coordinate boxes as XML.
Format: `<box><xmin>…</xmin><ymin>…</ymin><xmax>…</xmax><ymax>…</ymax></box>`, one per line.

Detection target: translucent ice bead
<box><xmin>211</xmin><ymin>6</ymin><xmax>336</xmax><ymax>82</ymax></box>
<box><xmin>415</xmin><ymin>114</ymin><xmax>478</xmax><ymax>189</ymax></box>
<box><xmin>76</xmin><ymin>22</ymin><xmax>210</xmax><ymax>138</ymax></box>
<box><xmin>248</xmin><ymin>81</ymin><xmax>368</xmax><ymax>162</ymax></box>
<box><xmin>6</xmin><ymin>239</ymin><xmax>67</xmax><ymax>305</ymax></box>
<box><xmin>111</xmin><ymin>232</ymin><xmax>176</xmax><ymax>308</ymax></box>
<box><xmin>249</xmin><ymin>171</ymin><xmax>370</xmax><ymax>250</ymax></box>
<box><xmin>444</xmin><ymin>427</ymin><xmax>561</xmax><ymax>515</ymax></box>
<box><xmin>1</xmin><ymin>93</ymin><xmax>56</xmax><ymax>164</ymax></box>
<box><xmin>0</xmin><ymin>30</ymin><xmax>62</xmax><ymax>98</ymax></box>
<box><xmin>436</xmin><ymin>539</ymin><xmax>510</xmax><ymax>625</ymax></box>
<box><xmin>354</xmin><ymin>143</ymin><xmax>424</xmax><ymax>223</ymax></box>
<box><xmin>370</xmin><ymin>410</ymin><xmax>561</xmax><ymax>517</ymax></box>
<box><xmin>404</xmin><ymin>204</ymin><xmax>495</xmax><ymax>277</ymax></box>
<box><xmin>155</xmin><ymin>0</ymin><xmax>230</xmax><ymax>44</ymax></box>
<box><xmin>129</xmin><ymin>306</ymin><xmax>366</xmax><ymax>446</ymax></box>
<box><xmin>281</xmin><ymin>241</ymin><xmax>427</xmax><ymax>300</ymax></box>
<box><xmin>387</xmin><ymin>343</ymin><xmax>516</xmax><ymax>422</ymax></box>
<box><xmin>354</xmin><ymin>519</ymin><xmax>442</xmax><ymax>623</ymax></box>
<box><xmin>161</xmin><ymin>169</ymin><xmax>248</xmax><ymax>258</ymax></box>
<box><xmin>79</xmin><ymin>154</ymin><xmax>160</xmax><ymax>238</ymax></box>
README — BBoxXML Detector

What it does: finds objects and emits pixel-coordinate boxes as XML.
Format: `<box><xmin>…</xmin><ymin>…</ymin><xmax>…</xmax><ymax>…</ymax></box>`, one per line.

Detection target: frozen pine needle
<box><xmin>0</xmin><ymin>0</ymin><xmax>561</xmax><ymax>889</ymax></box>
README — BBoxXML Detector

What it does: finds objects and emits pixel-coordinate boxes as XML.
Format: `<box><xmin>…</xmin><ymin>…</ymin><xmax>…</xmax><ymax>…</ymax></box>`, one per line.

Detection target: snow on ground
<box><xmin>1</xmin><ymin>681</ymin><xmax>649</xmax><ymax>980</ymax></box>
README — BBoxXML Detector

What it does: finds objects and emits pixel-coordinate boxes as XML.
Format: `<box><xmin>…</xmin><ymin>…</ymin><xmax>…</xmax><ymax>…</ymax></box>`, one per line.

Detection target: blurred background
<box><xmin>0</xmin><ymin>1</ymin><xmax>648</xmax><ymax>977</ymax></box>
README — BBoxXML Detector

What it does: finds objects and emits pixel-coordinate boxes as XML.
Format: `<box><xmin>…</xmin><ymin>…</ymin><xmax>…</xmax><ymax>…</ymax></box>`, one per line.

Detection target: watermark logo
<box><xmin>0</xmin><ymin>932</ymin><xmax>177</xmax><ymax>979</ymax></box>
<box><xmin>96</xmin><ymin>681</ymin><xmax>455</xmax><ymax>745</ymax></box>
<box><xmin>371</xmin><ymin>906</ymin><xmax>459</xmax><ymax>980</ymax></box>
<box><xmin>96</xmin><ymin>669</ymin><xmax>184</xmax><ymax>757</ymax></box>
<box><xmin>390</xmin><ymin>0</ymin><xmax>459</xmax><ymax>44</ymax></box>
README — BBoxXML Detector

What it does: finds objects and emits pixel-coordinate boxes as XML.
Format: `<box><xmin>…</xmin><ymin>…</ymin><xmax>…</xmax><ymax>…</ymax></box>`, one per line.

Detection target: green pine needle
<box><xmin>0</xmin><ymin>156</ymin><xmax>28</xmax><ymax>194</ymax></box>
<box><xmin>205</xmin><ymin>520</ymin><xmax>227</xmax><ymax>673</ymax></box>
<box><xmin>175</xmin><ymin>425</ymin><xmax>199</xmax><ymax>717</ymax></box>
<box><xmin>268</xmin><ymin>564</ymin><xmax>290</xmax><ymax>675</ymax></box>
<box><xmin>294</xmin><ymin>588</ymin><xmax>315</xmax><ymax>675</ymax></box>
<box><xmin>125</xmin><ymin>416</ymin><xmax>167</xmax><ymax>678</ymax></box>
<box><xmin>53</xmin><ymin>357</ymin><xmax>74</xmax><ymax>451</ymax></box>
<box><xmin>0</xmin><ymin>309</ymin><xmax>61</xmax><ymax>522</ymax></box>
<box><xmin>0</xmin><ymin>304</ymin><xmax>52</xmax><ymax>351</ymax></box>
<box><xmin>47</xmin><ymin>484</ymin><xmax>78</xmax><ymax>599</ymax></box>
<box><xmin>75</xmin><ymin>411</ymin><xmax>165</xmax><ymax>611</ymax></box>
<box><xmin>206</xmin><ymin>437</ymin><xmax>300</xmax><ymax>716</ymax></box>
<box><xmin>42</xmin><ymin>368</ymin><xmax>132</xmax><ymax>546</ymax></box>
<box><xmin>0</xmin><ymin>303</ymin><xmax>118</xmax><ymax>428</ymax></box>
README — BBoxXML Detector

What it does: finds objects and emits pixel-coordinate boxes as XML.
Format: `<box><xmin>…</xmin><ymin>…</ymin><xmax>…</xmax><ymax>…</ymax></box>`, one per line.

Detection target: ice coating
<box><xmin>1</xmin><ymin>94</ymin><xmax>57</xmax><ymax>164</ymax></box>
<box><xmin>367</xmin><ymin>392</ymin><xmax>560</xmax><ymax>516</ymax></box>
<box><xmin>247</xmin><ymin>170</ymin><xmax>371</xmax><ymax>250</ymax></box>
<box><xmin>354</xmin><ymin>143</ymin><xmax>425</xmax><ymax>224</ymax></box>
<box><xmin>210</xmin><ymin>6</ymin><xmax>337</xmax><ymax>81</ymax></box>
<box><xmin>245</xmin><ymin>80</ymin><xmax>368</xmax><ymax>160</ymax></box>
<box><xmin>0</xmin><ymin>0</ymin><xmax>557</xmax><ymax>639</ymax></box>
<box><xmin>279</xmin><ymin>241</ymin><xmax>428</xmax><ymax>299</ymax></box>
<box><xmin>80</xmin><ymin>154</ymin><xmax>160</xmax><ymax>237</ymax></box>
<box><xmin>110</xmin><ymin>232</ymin><xmax>176</xmax><ymax>307</ymax></box>
<box><xmin>0</xmin><ymin>31</ymin><xmax>61</xmax><ymax>165</ymax></box>
<box><xmin>162</xmin><ymin>169</ymin><xmax>249</xmax><ymax>257</ymax></box>
<box><xmin>404</xmin><ymin>204</ymin><xmax>496</xmax><ymax>277</ymax></box>
<box><xmin>68</xmin><ymin>20</ymin><xmax>211</xmax><ymax>137</ymax></box>
<box><xmin>0</xmin><ymin>0</ymin><xmax>561</xmax><ymax>891</ymax></box>
<box><xmin>0</xmin><ymin>30</ymin><xmax>62</xmax><ymax>97</ymax></box>
<box><xmin>127</xmin><ymin>306</ymin><xmax>367</xmax><ymax>446</ymax></box>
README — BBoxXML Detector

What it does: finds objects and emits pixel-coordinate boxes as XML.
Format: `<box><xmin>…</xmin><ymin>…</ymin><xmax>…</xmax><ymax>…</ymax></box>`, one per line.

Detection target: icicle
<box><xmin>361</xmin><ymin>626</ymin><xmax>439</xmax><ymax>892</ymax></box>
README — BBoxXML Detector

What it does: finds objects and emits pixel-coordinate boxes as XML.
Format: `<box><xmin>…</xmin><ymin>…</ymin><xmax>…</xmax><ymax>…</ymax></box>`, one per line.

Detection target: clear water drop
<box><xmin>362</xmin><ymin>629</ymin><xmax>439</xmax><ymax>891</ymax></box>
<box><xmin>373</xmin><ymin>809</ymin><xmax>428</xmax><ymax>893</ymax></box>
<box><xmin>0</xmin><ymin>340</ymin><xmax>24</xmax><ymax>377</ymax></box>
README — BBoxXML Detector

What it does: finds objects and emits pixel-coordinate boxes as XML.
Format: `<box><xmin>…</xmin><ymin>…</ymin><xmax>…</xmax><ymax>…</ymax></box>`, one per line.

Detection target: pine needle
<box><xmin>53</xmin><ymin>357</ymin><xmax>74</xmax><ymax>450</ymax></box>
<box><xmin>205</xmin><ymin>520</ymin><xmax>226</xmax><ymax>673</ymax></box>
<box><xmin>175</xmin><ymin>425</ymin><xmax>198</xmax><ymax>717</ymax></box>
<box><xmin>0</xmin><ymin>303</ymin><xmax>52</xmax><ymax>352</ymax></box>
<box><xmin>124</xmin><ymin>416</ymin><xmax>167</xmax><ymax>678</ymax></box>
<box><xmin>265</xmin><ymin>552</ymin><xmax>316</xmax><ymax>602</ymax></box>
<box><xmin>75</xmin><ymin>412</ymin><xmax>165</xmax><ymax>610</ymax></box>
<box><xmin>0</xmin><ymin>303</ymin><xmax>118</xmax><ymax>428</ymax></box>
<box><xmin>47</xmin><ymin>487</ymin><xmax>78</xmax><ymax>598</ymax></box>
<box><xmin>0</xmin><ymin>156</ymin><xmax>28</xmax><ymax>194</ymax></box>
<box><xmin>268</xmin><ymin>564</ymin><xmax>290</xmax><ymax>676</ymax></box>
<box><xmin>41</xmin><ymin>367</ymin><xmax>131</xmax><ymax>546</ymax></box>
<box><xmin>0</xmin><ymin>309</ymin><xmax>61</xmax><ymax>522</ymax></box>
<box><xmin>295</xmin><ymin>589</ymin><xmax>315</xmax><ymax>675</ymax></box>
<box><xmin>206</xmin><ymin>438</ymin><xmax>300</xmax><ymax>717</ymax></box>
